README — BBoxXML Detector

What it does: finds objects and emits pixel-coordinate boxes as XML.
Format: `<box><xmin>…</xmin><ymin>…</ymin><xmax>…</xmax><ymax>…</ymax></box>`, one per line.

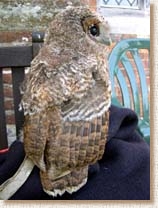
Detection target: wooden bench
<box><xmin>0</xmin><ymin>32</ymin><xmax>44</xmax><ymax>150</ymax></box>
<box><xmin>0</xmin><ymin>34</ymin><xmax>150</xmax><ymax>151</ymax></box>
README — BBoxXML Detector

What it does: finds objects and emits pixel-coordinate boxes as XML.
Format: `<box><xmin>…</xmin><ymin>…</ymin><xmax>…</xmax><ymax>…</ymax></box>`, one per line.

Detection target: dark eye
<box><xmin>89</xmin><ymin>25</ymin><xmax>99</xmax><ymax>36</ymax></box>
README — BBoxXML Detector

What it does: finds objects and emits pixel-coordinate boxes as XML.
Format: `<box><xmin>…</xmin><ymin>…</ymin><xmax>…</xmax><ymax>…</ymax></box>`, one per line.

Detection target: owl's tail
<box><xmin>0</xmin><ymin>157</ymin><xmax>34</xmax><ymax>200</ymax></box>
<box><xmin>40</xmin><ymin>166</ymin><xmax>88</xmax><ymax>197</ymax></box>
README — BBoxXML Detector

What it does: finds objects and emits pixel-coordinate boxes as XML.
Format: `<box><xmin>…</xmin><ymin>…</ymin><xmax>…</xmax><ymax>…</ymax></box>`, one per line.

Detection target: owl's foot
<box><xmin>41</xmin><ymin>166</ymin><xmax>88</xmax><ymax>197</ymax></box>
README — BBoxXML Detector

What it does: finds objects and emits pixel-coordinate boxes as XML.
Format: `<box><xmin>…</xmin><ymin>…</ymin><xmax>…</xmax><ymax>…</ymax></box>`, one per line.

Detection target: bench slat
<box><xmin>12</xmin><ymin>68</ymin><xmax>25</xmax><ymax>139</ymax></box>
<box><xmin>0</xmin><ymin>69</ymin><xmax>8</xmax><ymax>150</ymax></box>
<box><xmin>0</xmin><ymin>46</ymin><xmax>32</xmax><ymax>68</ymax></box>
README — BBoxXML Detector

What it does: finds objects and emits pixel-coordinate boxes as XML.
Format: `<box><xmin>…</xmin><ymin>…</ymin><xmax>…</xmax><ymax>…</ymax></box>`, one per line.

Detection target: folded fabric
<box><xmin>0</xmin><ymin>105</ymin><xmax>150</xmax><ymax>200</ymax></box>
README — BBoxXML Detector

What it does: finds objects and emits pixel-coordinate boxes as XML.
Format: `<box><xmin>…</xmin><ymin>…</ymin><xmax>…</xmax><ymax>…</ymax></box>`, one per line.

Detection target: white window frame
<box><xmin>97</xmin><ymin>0</ymin><xmax>150</xmax><ymax>36</ymax></box>
<box><xmin>98</xmin><ymin>0</ymin><xmax>150</xmax><ymax>10</ymax></box>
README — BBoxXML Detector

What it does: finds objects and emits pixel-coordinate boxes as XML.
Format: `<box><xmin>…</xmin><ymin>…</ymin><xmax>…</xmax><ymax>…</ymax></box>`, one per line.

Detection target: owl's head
<box><xmin>44</xmin><ymin>6</ymin><xmax>111</xmax><ymax>48</ymax></box>
<box><xmin>43</xmin><ymin>7</ymin><xmax>112</xmax><ymax>121</ymax></box>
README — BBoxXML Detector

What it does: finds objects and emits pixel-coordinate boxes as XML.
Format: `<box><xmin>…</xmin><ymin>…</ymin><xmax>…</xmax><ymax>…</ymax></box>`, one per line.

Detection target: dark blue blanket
<box><xmin>0</xmin><ymin>105</ymin><xmax>150</xmax><ymax>200</ymax></box>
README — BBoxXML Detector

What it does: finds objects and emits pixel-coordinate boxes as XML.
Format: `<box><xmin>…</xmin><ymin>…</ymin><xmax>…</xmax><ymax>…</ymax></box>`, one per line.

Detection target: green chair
<box><xmin>108</xmin><ymin>38</ymin><xmax>150</xmax><ymax>144</ymax></box>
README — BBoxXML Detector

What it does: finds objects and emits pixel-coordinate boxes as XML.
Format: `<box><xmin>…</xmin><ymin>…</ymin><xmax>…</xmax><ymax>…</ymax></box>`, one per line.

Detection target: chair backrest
<box><xmin>108</xmin><ymin>38</ymin><xmax>150</xmax><ymax>123</ymax></box>
<box><xmin>0</xmin><ymin>32</ymin><xmax>44</xmax><ymax>150</ymax></box>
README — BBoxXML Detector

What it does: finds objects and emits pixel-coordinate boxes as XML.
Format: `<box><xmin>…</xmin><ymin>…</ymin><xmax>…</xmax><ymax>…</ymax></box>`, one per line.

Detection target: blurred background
<box><xmin>0</xmin><ymin>0</ymin><xmax>150</xmax><ymax>42</ymax></box>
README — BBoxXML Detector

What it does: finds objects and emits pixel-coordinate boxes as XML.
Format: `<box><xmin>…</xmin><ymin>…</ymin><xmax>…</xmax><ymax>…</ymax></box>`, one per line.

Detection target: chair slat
<box><xmin>108</xmin><ymin>38</ymin><xmax>150</xmax><ymax>144</ymax></box>
<box><xmin>0</xmin><ymin>69</ymin><xmax>8</xmax><ymax>149</ymax></box>
<box><xmin>114</xmin><ymin>66</ymin><xmax>131</xmax><ymax>108</ymax></box>
<box><xmin>121</xmin><ymin>53</ymin><xmax>140</xmax><ymax>115</ymax></box>
<box><xmin>12</xmin><ymin>68</ymin><xmax>25</xmax><ymax>139</ymax></box>
<box><xmin>132</xmin><ymin>49</ymin><xmax>149</xmax><ymax>121</ymax></box>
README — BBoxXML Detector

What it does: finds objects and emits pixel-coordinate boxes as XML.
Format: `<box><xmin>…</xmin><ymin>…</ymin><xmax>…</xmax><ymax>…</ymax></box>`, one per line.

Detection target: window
<box><xmin>97</xmin><ymin>0</ymin><xmax>150</xmax><ymax>36</ymax></box>
<box><xmin>98</xmin><ymin>0</ymin><xmax>150</xmax><ymax>10</ymax></box>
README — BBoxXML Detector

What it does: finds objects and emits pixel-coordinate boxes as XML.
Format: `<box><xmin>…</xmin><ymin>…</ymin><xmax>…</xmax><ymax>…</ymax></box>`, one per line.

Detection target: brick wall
<box><xmin>85</xmin><ymin>0</ymin><xmax>97</xmax><ymax>10</ymax></box>
<box><xmin>0</xmin><ymin>0</ymin><xmax>150</xmax><ymax>129</ymax></box>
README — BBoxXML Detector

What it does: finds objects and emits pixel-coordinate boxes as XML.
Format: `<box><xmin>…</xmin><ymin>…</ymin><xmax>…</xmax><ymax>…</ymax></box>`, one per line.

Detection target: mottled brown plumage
<box><xmin>20</xmin><ymin>6</ymin><xmax>111</xmax><ymax>196</ymax></box>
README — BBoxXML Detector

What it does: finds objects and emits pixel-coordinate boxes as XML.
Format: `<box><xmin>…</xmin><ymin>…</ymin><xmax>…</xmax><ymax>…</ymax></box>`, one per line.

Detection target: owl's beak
<box><xmin>99</xmin><ymin>22</ymin><xmax>112</xmax><ymax>46</ymax></box>
<box><xmin>102</xmin><ymin>36</ymin><xmax>112</xmax><ymax>46</ymax></box>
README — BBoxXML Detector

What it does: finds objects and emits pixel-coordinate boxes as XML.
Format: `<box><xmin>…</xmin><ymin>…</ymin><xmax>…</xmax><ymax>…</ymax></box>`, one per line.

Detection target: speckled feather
<box><xmin>20</xmin><ymin>6</ymin><xmax>111</xmax><ymax>196</ymax></box>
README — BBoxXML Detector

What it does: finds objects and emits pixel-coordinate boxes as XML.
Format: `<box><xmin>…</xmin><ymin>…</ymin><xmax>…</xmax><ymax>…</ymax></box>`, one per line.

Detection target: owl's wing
<box><xmin>23</xmin><ymin>96</ymin><xmax>62</xmax><ymax>172</ymax></box>
<box><xmin>21</xmin><ymin>57</ymin><xmax>62</xmax><ymax>172</ymax></box>
<box><xmin>24</xmin><ymin>111</ymin><xmax>48</xmax><ymax>171</ymax></box>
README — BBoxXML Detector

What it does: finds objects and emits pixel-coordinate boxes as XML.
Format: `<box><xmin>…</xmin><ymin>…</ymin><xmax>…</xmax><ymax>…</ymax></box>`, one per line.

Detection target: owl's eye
<box><xmin>89</xmin><ymin>25</ymin><xmax>99</xmax><ymax>36</ymax></box>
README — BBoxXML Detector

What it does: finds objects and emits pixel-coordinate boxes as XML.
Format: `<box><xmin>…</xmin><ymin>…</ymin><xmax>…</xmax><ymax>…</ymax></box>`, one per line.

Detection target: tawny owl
<box><xmin>1</xmin><ymin>6</ymin><xmax>111</xmax><ymax>198</ymax></box>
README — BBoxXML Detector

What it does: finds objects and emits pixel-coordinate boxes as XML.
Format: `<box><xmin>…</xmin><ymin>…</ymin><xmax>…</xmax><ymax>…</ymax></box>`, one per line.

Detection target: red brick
<box><xmin>6</xmin><ymin>112</ymin><xmax>15</xmax><ymax>125</ymax></box>
<box><xmin>88</xmin><ymin>0</ymin><xmax>96</xmax><ymax>11</ymax></box>
<box><xmin>0</xmin><ymin>31</ymin><xmax>31</xmax><ymax>43</ymax></box>
<box><xmin>4</xmin><ymin>100</ymin><xmax>14</xmax><ymax>111</ymax></box>
<box><xmin>143</xmin><ymin>60</ymin><xmax>149</xmax><ymax>69</ymax></box>
<box><xmin>126</xmin><ymin>51</ymin><xmax>133</xmax><ymax>59</ymax></box>
<box><xmin>121</xmin><ymin>34</ymin><xmax>137</xmax><ymax>40</ymax></box>
<box><xmin>3</xmin><ymin>73</ymin><xmax>12</xmax><ymax>84</ymax></box>
<box><xmin>3</xmin><ymin>85</ymin><xmax>13</xmax><ymax>98</ymax></box>
<box><xmin>146</xmin><ymin>77</ymin><xmax>150</xmax><ymax>86</ymax></box>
